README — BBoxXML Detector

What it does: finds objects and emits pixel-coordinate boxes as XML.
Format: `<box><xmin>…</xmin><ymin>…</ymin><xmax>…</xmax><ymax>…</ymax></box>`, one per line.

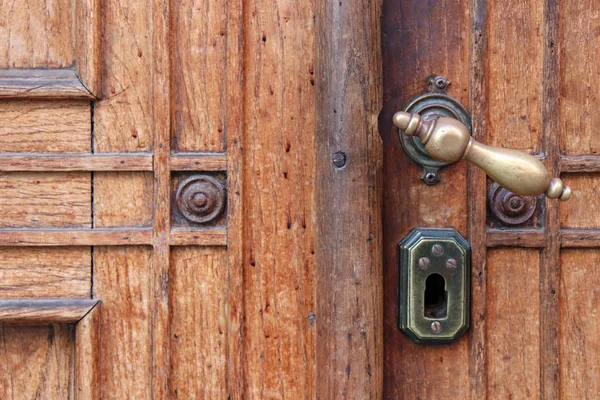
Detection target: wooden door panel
<box><xmin>383</xmin><ymin>0</ymin><xmax>600</xmax><ymax>398</ymax></box>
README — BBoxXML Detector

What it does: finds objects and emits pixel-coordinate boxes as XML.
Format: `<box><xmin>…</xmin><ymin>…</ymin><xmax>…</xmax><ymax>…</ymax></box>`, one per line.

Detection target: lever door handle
<box><xmin>393</xmin><ymin>111</ymin><xmax>571</xmax><ymax>201</ymax></box>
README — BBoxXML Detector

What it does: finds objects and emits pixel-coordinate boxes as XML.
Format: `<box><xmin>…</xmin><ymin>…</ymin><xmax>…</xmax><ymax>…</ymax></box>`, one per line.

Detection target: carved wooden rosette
<box><xmin>175</xmin><ymin>175</ymin><xmax>226</xmax><ymax>224</ymax></box>
<box><xmin>488</xmin><ymin>182</ymin><xmax>537</xmax><ymax>226</ymax></box>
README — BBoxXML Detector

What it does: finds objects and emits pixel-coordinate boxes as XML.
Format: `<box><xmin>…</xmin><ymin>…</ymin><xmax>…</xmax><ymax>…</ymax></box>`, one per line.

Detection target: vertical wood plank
<box><xmin>170</xmin><ymin>247</ymin><xmax>228</xmax><ymax>398</ymax></box>
<box><xmin>316</xmin><ymin>0</ymin><xmax>382</xmax><ymax>397</ymax></box>
<box><xmin>468</xmin><ymin>0</ymin><xmax>488</xmax><ymax>396</ymax></box>
<box><xmin>559</xmin><ymin>0</ymin><xmax>600</xmax><ymax>155</ymax></box>
<box><xmin>94</xmin><ymin>0</ymin><xmax>154</xmax><ymax>152</ymax></box>
<box><xmin>76</xmin><ymin>0</ymin><xmax>102</xmax><ymax>97</ymax></box>
<box><xmin>242</xmin><ymin>0</ymin><xmax>316</xmax><ymax>397</ymax></box>
<box><xmin>559</xmin><ymin>249</ymin><xmax>600</xmax><ymax>398</ymax></box>
<box><xmin>0</xmin><ymin>324</ymin><xmax>75</xmax><ymax>398</ymax></box>
<box><xmin>75</xmin><ymin>303</ymin><xmax>101</xmax><ymax>400</ymax></box>
<box><xmin>541</xmin><ymin>0</ymin><xmax>561</xmax><ymax>397</ymax></box>
<box><xmin>151</xmin><ymin>0</ymin><xmax>171</xmax><ymax>397</ymax></box>
<box><xmin>224</xmin><ymin>0</ymin><xmax>244</xmax><ymax>396</ymax></box>
<box><xmin>380</xmin><ymin>0</ymin><xmax>471</xmax><ymax>397</ymax></box>
<box><xmin>93</xmin><ymin>246</ymin><xmax>153</xmax><ymax>399</ymax></box>
<box><xmin>171</xmin><ymin>0</ymin><xmax>229</xmax><ymax>152</ymax></box>
<box><xmin>487</xmin><ymin>0</ymin><xmax>544</xmax><ymax>153</ymax></box>
<box><xmin>559</xmin><ymin>173</ymin><xmax>600</xmax><ymax>229</ymax></box>
<box><xmin>486</xmin><ymin>249</ymin><xmax>540</xmax><ymax>399</ymax></box>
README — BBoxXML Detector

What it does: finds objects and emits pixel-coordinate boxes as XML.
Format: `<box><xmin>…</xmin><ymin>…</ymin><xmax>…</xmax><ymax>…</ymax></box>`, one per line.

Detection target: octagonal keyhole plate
<box><xmin>397</xmin><ymin>228</ymin><xmax>471</xmax><ymax>344</ymax></box>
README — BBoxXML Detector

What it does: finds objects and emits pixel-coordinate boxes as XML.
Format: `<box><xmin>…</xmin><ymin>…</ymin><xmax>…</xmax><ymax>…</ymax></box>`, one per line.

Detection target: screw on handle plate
<box><xmin>393</xmin><ymin>111</ymin><xmax>571</xmax><ymax>201</ymax></box>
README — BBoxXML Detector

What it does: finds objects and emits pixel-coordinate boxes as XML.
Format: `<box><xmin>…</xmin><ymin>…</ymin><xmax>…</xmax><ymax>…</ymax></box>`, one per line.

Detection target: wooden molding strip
<box><xmin>0</xmin><ymin>69</ymin><xmax>96</xmax><ymax>100</ymax></box>
<box><xmin>169</xmin><ymin>228</ymin><xmax>227</xmax><ymax>246</ymax></box>
<box><xmin>0</xmin><ymin>228</ymin><xmax>228</xmax><ymax>246</ymax></box>
<box><xmin>0</xmin><ymin>153</ymin><xmax>229</xmax><ymax>172</ymax></box>
<box><xmin>0</xmin><ymin>298</ymin><xmax>99</xmax><ymax>324</ymax></box>
<box><xmin>0</xmin><ymin>153</ymin><xmax>153</xmax><ymax>171</ymax></box>
<box><xmin>560</xmin><ymin>155</ymin><xmax>600</xmax><ymax>173</ymax></box>
<box><xmin>486</xmin><ymin>229</ymin><xmax>546</xmax><ymax>248</ymax></box>
<box><xmin>0</xmin><ymin>228</ymin><xmax>153</xmax><ymax>246</ymax></box>
<box><xmin>561</xmin><ymin>229</ymin><xmax>600</xmax><ymax>247</ymax></box>
<box><xmin>170</xmin><ymin>153</ymin><xmax>227</xmax><ymax>171</ymax></box>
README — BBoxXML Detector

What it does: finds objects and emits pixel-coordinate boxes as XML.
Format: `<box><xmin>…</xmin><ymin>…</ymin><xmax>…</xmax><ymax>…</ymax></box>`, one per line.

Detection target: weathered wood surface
<box><xmin>240</xmin><ymin>0</ymin><xmax>316</xmax><ymax>397</ymax></box>
<box><xmin>316</xmin><ymin>0</ymin><xmax>382</xmax><ymax>397</ymax></box>
<box><xmin>0</xmin><ymin>324</ymin><xmax>75</xmax><ymax>398</ymax></box>
<box><xmin>559</xmin><ymin>174</ymin><xmax>599</xmax><ymax>228</ymax></box>
<box><xmin>0</xmin><ymin>172</ymin><xmax>91</xmax><ymax>228</ymax></box>
<box><xmin>0</xmin><ymin>298</ymin><xmax>98</xmax><ymax>323</ymax></box>
<box><xmin>0</xmin><ymin>154</ymin><xmax>153</xmax><ymax>171</ymax></box>
<box><xmin>381</xmin><ymin>0</ymin><xmax>471</xmax><ymax>397</ymax></box>
<box><xmin>170</xmin><ymin>247</ymin><xmax>228</xmax><ymax>398</ymax></box>
<box><xmin>170</xmin><ymin>153</ymin><xmax>227</xmax><ymax>171</ymax></box>
<box><xmin>75</xmin><ymin>303</ymin><xmax>101</xmax><ymax>400</ymax></box>
<box><xmin>0</xmin><ymin>247</ymin><xmax>91</xmax><ymax>298</ymax></box>
<box><xmin>0</xmin><ymin>100</ymin><xmax>91</xmax><ymax>153</ymax></box>
<box><xmin>0</xmin><ymin>228</ymin><xmax>153</xmax><ymax>246</ymax></box>
<box><xmin>0</xmin><ymin>70</ymin><xmax>95</xmax><ymax>99</ymax></box>
<box><xmin>486</xmin><ymin>229</ymin><xmax>545</xmax><ymax>248</ymax></box>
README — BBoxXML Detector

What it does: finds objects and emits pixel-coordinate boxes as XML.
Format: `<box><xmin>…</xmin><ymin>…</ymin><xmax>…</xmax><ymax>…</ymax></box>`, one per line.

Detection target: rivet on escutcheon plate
<box><xmin>430</xmin><ymin>321</ymin><xmax>443</xmax><ymax>334</ymax></box>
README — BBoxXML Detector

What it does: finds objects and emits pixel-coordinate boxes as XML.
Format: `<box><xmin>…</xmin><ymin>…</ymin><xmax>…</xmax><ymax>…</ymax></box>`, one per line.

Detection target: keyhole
<box><xmin>424</xmin><ymin>273</ymin><xmax>447</xmax><ymax>319</ymax></box>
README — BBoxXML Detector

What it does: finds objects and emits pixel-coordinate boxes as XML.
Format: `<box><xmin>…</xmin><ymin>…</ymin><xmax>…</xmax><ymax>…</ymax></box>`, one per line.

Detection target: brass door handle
<box><xmin>393</xmin><ymin>112</ymin><xmax>571</xmax><ymax>201</ymax></box>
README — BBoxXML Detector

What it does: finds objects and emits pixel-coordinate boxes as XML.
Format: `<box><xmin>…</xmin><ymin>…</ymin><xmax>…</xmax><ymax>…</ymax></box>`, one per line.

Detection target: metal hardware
<box><xmin>393</xmin><ymin>112</ymin><xmax>572</xmax><ymax>201</ymax></box>
<box><xmin>397</xmin><ymin>228</ymin><xmax>470</xmax><ymax>344</ymax></box>
<box><xmin>488</xmin><ymin>182</ymin><xmax>538</xmax><ymax>225</ymax></box>
<box><xmin>398</xmin><ymin>75</ymin><xmax>471</xmax><ymax>185</ymax></box>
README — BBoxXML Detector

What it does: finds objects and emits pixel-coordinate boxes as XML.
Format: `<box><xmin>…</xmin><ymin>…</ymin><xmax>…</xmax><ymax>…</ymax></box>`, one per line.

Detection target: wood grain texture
<box><xmin>561</xmin><ymin>155</ymin><xmax>600</xmax><ymax>173</ymax></box>
<box><xmin>94</xmin><ymin>0</ymin><xmax>153</xmax><ymax>152</ymax></box>
<box><xmin>559</xmin><ymin>0</ymin><xmax>600</xmax><ymax>155</ymax></box>
<box><xmin>0</xmin><ymin>299</ymin><xmax>98</xmax><ymax>324</ymax></box>
<box><xmin>559</xmin><ymin>249</ymin><xmax>600</xmax><ymax>398</ymax></box>
<box><xmin>93</xmin><ymin>246</ymin><xmax>153</xmax><ymax>399</ymax></box>
<box><xmin>172</xmin><ymin>0</ymin><xmax>229</xmax><ymax>152</ymax></box>
<box><xmin>0</xmin><ymin>153</ymin><xmax>153</xmax><ymax>172</ymax></box>
<box><xmin>381</xmin><ymin>0</ymin><xmax>470</xmax><ymax>397</ymax></box>
<box><xmin>170</xmin><ymin>153</ymin><xmax>227</xmax><ymax>171</ymax></box>
<box><xmin>486</xmin><ymin>229</ymin><xmax>545</xmax><ymax>248</ymax></box>
<box><xmin>0</xmin><ymin>324</ymin><xmax>74</xmax><ymax>398</ymax></box>
<box><xmin>0</xmin><ymin>247</ymin><xmax>91</xmax><ymax>298</ymax></box>
<box><xmin>0</xmin><ymin>100</ymin><xmax>91</xmax><ymax>153</ymax></box>
<box><xmin>559</xmin><ymin>174</ymin><xmax>600</xmax><ymax>229</ymax></box>
<box><xmin>75</xmin><ymin>0</ymin><xmax>102</xmax><ymax>97</ymax></box>
<box><xmin>316</xmin><ymin>0</ymin><xmax>382</xmax><ymax>397</ymax></box>
<box><xmin>561</xmin><ymin>229</ymin><xmax>600</xmax><ymax>248</ymax></box>
<box><xmin>242</xmin><ymin>0</ymin><xmax>316</xmax><ymax>396</ymax></box>
<box><xmin>468</xmin><ymin>1</ymin><xmax>488</xmax><ymax>396</ymax></box>
<box><xmin>487</xmin><ymin>0</ymin><xmax>544</xmax><ymax>153</ymax></box>
<box><xmin>486</xmin><ymin>249</ymin><xmax>540</xmax><ymax>399</ymax></box>
<box><xmin>170</xmin><ymin>247</ymin><xmax>228</xmax><ymax>398</ymax></box>
<box><xmin>0</xmin><ymin>1</ymin><xmax>74</xmax><ymax>68</ymax></box>
<box><xmin>94</xmin><ymin>172</ymin><xmax>154</xmax><ymax>228</ymax></box>
<box><xmin>0</xmin><ymin>228</ymin><xmax>153</xmax><ymax>246</ymax></box>
<box><xmin>0</xmin><ymin>70</ymin><xmax>95</xmax><ymax>99</ymax></box>
<box><xmin>541</xmin><ymin>1</ymin><xmax>562</xmax><ymax>396</ymax></box>
<box><xmin>169</xmin><ymin>228</ymin><xmax>227</xmax><ymax>246</ymax></box>
<box><xmin>75</xmin><ymin>303</ymin><xmax>101</xmax><ymax>400</ymax></box>
<box><xmin>0</xmin><ymin>172</ymin><xmax>91</xmax><ymax>228</ymax></box>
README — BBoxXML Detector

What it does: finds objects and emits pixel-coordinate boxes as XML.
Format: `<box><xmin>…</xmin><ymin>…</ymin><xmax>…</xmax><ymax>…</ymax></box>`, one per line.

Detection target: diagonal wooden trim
<box><xmin>0</xmin><ymin>153</ymin><xmax>153</xmax><ymax>172</ymax></box>
<box><xmin>486</xmin><ymin>229</ymin><xmax>546</xmax><ymax>248</ymax></box>
<box><xmin>0</xmin><ymin>228</ymin><xmax>153</xmax><ymax>246</ymax></box>
<box><xmin>0</xmin><ymin>298</ymin><xmax>99</xmax><ymax>324</ymax></box>
<box><xmin>170</xmin><ymin>153</ymin><xmax>227</xmax><ymax>171</ymax></box>
<box><xmin>0</xmin><ymin>69</ymin><xmax>96</xmax><ymax>100</ymax></box>
<box><xmin>169</xmin><ymin>228</ymin><xmax>227</xmax><ymax>246</ymax></box>
<box><xmin>75</xmin><ymin>302</ymin><xmax>101</xmax><ymax>399</ymax></box>
<box><xmin>560</xmin><ymin>155</ymin><xmax>600</xmax><ymax>173</ymax></box>
<box><xmin>561</xmin><ymin>229</ymin><xmax>600</xmax><ymax>247</ymax></box>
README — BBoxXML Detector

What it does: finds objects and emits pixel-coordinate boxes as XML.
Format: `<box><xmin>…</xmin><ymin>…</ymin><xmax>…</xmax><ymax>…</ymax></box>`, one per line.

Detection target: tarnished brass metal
<box><xmin>393</xmin><ymin>112</ymin><xmax>572</xmax><ymax>201</ymax></box>
<box><xmin>398</xmin><ymin>228</ymin><xmax>470</xmax><ymax>344</ymax></box>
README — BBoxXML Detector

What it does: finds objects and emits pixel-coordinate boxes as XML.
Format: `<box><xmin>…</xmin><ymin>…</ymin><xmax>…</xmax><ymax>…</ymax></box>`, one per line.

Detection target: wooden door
<box><xmin>382</xmin><ymin>0</ymin><xmax>600</xmax><ymax>398</ymax></box>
